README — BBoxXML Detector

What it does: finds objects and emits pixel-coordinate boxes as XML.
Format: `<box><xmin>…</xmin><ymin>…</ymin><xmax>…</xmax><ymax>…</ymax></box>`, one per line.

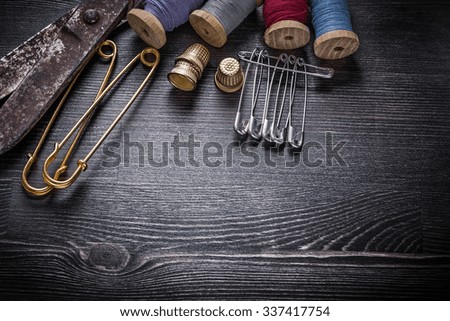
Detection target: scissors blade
<box><xmin>0</xmin><ymin>0</ymin><xmax>129</xmax><ymax>155</ymax></box>
<box><xmin>0</xmin><ymin>7</ymin><xmax>77</xmax><ymax>100</ymax></box>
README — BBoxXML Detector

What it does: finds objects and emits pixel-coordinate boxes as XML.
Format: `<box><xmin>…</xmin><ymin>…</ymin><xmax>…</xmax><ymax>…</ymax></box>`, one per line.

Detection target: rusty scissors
<box><xmin>0</xmin><ymin>0</ymin><xmax>142</xmax><ymax>156</ymax></box>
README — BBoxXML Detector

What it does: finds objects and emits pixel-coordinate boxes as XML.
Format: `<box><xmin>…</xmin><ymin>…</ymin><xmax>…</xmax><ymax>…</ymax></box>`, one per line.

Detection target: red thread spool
<box><xmin>263</xmin><ymin>0</ymin><xmax>310</xmax><ymax>50</ymax></box>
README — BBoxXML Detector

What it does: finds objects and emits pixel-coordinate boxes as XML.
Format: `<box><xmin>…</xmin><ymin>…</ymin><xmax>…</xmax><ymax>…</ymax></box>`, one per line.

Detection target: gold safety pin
<box><xmin>42</xmin><ymin>47</ymin><xmax>160</xmax><ymax>190</ymax></box>
<box><xmin>21</xmin><ymin>40</ymin><xmax>118</xmax><ymax>196</ymax></box>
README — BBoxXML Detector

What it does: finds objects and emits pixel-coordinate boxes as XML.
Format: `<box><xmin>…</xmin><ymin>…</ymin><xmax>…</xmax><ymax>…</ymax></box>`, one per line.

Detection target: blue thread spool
<box><xmin>128</xmin><ymin>0</ymin><xmax>205</xmax><ymax>49</ymax></box>
<box><xmin>310</xmin><ymin>0</ymin><xmax>359</xmax><ymax>59</ymax></box>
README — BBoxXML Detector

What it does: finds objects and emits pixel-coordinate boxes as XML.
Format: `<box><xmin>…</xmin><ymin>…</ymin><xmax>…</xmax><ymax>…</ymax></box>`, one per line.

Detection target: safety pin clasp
<box><xmin>260</xmin><ymin>118</ymin><xmax>271</xmax><ymax>142</ymax></box>
<box><xmin>248</xmin><ymin>115</ymin><xmax>261</xmax><ymax>140</ymax></box>
<box><xmin>286</xmin><ymin>58</ymin><xmax>308</xmax><ymax>149</ymax></box>
<box><xmin>270</xmin><ymin>124</ymin><xmax>286</xmax><ymax>145</ymax></box>
<box><xmin>287</xmin><ymin>126</ymin><xmax>304</xmax><ymax>149</ymax></box>
<box><xmin>247</xmin><ymin>50</ymin><xmax>266</xmax><ymax>140</ymax></box>
<box><xmin>234</xmin><ymin>112</ymin><xmax>249</xmax><ymax>136</ymax></box>
<box><xmin>42</xmin><ymin>47</ymin><xmax>160</xmax><ymax>189</ymax></box>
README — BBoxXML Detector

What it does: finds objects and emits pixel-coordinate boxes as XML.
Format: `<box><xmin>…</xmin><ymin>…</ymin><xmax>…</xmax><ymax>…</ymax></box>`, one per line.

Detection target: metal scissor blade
<box><xmin>0</xmin><ymin>7</ymin><xmax>77</xmax><ymax>100</ymax></box>
<box><xmin>0</xmin><ymin>0</ymin><xmax>130</xmax><ymax>155</ymax></box>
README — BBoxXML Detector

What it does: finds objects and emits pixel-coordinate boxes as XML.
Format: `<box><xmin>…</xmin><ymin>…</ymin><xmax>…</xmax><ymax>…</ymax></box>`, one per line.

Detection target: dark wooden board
<box><xmin>0</xmin><ymin>0</ymin><xmax>449</xmax><ymax>300</ymax></box>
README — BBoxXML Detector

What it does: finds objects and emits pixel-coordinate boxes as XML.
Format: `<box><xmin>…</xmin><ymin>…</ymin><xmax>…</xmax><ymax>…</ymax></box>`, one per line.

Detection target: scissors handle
<box><xmin>0</xmin><ymin>0</ymin><xmax>131</xmax><ymax>156</ymax></box>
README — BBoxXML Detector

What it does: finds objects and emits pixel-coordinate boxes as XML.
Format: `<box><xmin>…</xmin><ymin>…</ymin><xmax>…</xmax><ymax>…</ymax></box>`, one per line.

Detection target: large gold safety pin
<box><xmin>42</xmin><ymin>47</ymin><xmax>160</xmax><ymax>190</ymax></box>
<box><xmin>21</xmin><ymin>40</ymin><xmax>118</xmax><ymax>196</ymax></box>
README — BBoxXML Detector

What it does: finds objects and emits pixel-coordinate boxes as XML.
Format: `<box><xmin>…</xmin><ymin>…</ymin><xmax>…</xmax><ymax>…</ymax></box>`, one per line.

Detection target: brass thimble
<box><xmin>215</xmin><ymin>57</ymin><xmax>244</xmax><ymax>93</ymax></box>
<box><xmin>168</xmin><ymin>43</ymin><xmax>210</xmax><ymax>92</ymax></box>
<box><xmin>168</xmin><ymin>61</ymin><xmax>200</xmax><ymax>92</ymax></box>
<box><xmin>177</xmin><ymin>43</ymin><xmax>210</xmax><ymax>71</ymax></box>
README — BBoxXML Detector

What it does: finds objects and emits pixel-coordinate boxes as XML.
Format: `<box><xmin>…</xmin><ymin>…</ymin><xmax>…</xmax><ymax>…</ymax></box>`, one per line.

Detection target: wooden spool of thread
<box><xmin>128</xmin><ymin>0</ymin><xmax>204</xmax><ymax>49</ymax></box>
<box><xmin>190</xmin><ymin>0</ymin><xmax>264</xmax><ymax>48</ymax></box>
<box><xmin>310</xmin><ymin>0</ymin><xmax>359</xmax><ymax>59</ymax></box>
<box><xmin>263</xmin><ymin>0</ymin><xmax>310</xmax><ymax>50</ymax></box>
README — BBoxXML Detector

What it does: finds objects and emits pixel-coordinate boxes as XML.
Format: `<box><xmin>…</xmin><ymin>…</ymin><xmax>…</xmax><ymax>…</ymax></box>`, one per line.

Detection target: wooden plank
<box><xmin>0</xmin><ymin>0</ymin><xmax>450</xmax><ymax>300</ymax></box>
<box><xmin>0</xmin><ymin>242</ymin><xmax>449</xmax><ymax>299</ymax></box>
<box><xmin>423</xmin><ymin>192</ymin><xmax>450</xmax><ymax>254</ymax></box>
<box><xmin>6</xmin><ymin>181</ymin><xmax>421</xmax><ymax>253</ymax></box>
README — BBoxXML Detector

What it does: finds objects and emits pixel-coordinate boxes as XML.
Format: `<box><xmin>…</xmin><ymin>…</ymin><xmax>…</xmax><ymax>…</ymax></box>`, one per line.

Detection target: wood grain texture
<box><xmin>0</xmin><ymin>180</ymin><xmax>10</xmax><ymax>236</ymax></box>
<box><xmin>0</xmin><ymin>240</ymin><xmax>449</xmax><ymax>300</ymax></box>
<box><xmin>0</xmin><ymin>0</ymin><xmax>450</xmax><ymax>300</ymax></box>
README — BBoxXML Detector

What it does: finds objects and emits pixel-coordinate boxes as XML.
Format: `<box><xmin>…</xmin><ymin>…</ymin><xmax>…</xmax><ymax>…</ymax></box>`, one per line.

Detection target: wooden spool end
<box><xmin>189</xmin><ymin>9</ymin><xmax>227</xmax><ymax>48</ymax></box>
<box><xmin>127</xmin><ymin>9</ymin><xmax>166</xmax><ymax>49</ymax></box>
<box><xmin>264</xmin><ymin>20</ymin><xmax>310</xmax><ymax>50</ymax></box>
<box><xmin>314</xmin><ymin>30</ymin><xmax>359</xmax><ymax>60</ymax></box>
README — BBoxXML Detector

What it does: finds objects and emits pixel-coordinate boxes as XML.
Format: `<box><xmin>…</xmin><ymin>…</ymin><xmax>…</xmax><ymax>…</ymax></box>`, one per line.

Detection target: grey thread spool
<box><xmin>190</xmin><ymin>0</ymin><xmax>264</xmax><ymax>48</ymax></box>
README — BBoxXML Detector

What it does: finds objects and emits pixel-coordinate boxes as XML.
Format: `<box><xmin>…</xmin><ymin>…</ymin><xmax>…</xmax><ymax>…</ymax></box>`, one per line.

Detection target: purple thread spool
<box><xmin>128</xmin><ymin>0</ymin><xmax>205</xmax><ymax>49</ymax></box>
